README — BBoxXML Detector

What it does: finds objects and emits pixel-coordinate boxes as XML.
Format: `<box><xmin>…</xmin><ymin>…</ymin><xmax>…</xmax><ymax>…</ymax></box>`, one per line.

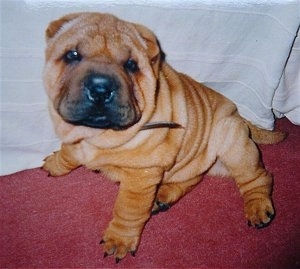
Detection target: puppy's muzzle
<box><xmin>57</xmin><ymin>68</ymin><xmax>141</xmax><ymax>130</ymax></box>
<box><xmin>84</xmin><ymin>73</ymin><xmax>116</xmax><ymax>105</ymax></box>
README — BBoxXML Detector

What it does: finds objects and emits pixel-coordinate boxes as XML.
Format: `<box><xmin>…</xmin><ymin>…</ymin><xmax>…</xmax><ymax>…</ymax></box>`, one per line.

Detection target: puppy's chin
<box><xmin>49</xmin><ymin>103</ymin><xmax>106</xmax><ymax>143</ymax></box>
<box><xmin>49</xmin><ymin>102</ymin><xmax>144</xmax><ymax>148</ymax></box>
<box><xmin>63</xmin><ymin>116</ymin><xmax>139</xmax><ymax>131</ymax></box>
<box><xmin>57</xmin><ymin>105</ymin><xmax>141</xmax><ymax>131</ymax></box>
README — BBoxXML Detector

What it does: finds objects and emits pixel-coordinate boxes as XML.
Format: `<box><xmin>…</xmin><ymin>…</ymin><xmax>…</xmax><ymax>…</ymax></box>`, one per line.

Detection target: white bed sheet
<box><xmin>1</xmin><ymin>0</ymin><xmax>299</xmax><ymax>175</ymax></box>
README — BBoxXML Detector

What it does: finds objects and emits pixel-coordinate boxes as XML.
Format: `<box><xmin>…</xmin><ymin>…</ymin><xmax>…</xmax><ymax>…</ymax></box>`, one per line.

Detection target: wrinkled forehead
<box><xmin>47</xmin><ymin>14</ymin><xmax>147</xmax><ymax>59</ymax></box>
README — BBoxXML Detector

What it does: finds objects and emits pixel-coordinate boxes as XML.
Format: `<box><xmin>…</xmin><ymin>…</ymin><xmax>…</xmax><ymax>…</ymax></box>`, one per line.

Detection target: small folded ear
<box><xmin>46</xmin><ymin>13</ymin><xmax>81</xmax><ymax>41</ymax></box>
<box><xmin>134</xmin><ymin>23</ymin><xmax>165</xmax><ymax>66</ymax></box>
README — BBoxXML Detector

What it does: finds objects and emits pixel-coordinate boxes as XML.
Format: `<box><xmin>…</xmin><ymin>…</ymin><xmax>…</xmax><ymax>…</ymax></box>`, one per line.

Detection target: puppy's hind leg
<box><xmin>152</xmin><ymin>176</ymin><xmax>202</xmax><ymax>215</ymax></box>
<box><xmin>214</xmin><ymin>116</ymin><xmax>274</xmax><ymax>228</ymax></box>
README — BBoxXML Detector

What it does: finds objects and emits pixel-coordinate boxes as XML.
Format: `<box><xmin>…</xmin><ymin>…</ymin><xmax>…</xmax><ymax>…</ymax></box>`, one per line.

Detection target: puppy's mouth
<box><xmin>66</xmin><ymin>115</ymin><xmax>111</xmax><ymax>129</ymax></box>
<box><xmin>60</xmin><ymin>109</ymin><xmax>140</xmax><ymax>130</ymax></box>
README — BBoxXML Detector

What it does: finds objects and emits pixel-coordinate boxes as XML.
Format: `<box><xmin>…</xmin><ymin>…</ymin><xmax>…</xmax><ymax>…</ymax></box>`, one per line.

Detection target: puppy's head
<box><xmin>44</xmin><ymin>13</ymin><xmax>163</xmax><ymax>143</ymax></box>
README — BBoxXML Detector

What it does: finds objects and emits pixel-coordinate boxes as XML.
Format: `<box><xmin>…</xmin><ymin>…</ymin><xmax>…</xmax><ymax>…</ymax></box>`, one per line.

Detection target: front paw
<box><xmin>244</xmin><ymin>197</ymin><xmax>275</xmax><ymax>229</ymax></box>
<box><xmin>42</xmin><ymin>153</ymin><xmax>71</xmax><ymax>176</ymax></box>
<box><xmin>101</xmin><ymin>228</ymin><xmax>139</xmax><ymax>263</ymax></box>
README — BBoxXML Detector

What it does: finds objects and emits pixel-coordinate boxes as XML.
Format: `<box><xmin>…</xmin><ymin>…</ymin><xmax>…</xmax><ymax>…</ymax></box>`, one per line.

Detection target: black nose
<box><xmin>84</xmin><ymin>73</ymin><xmax>117</xmax><ymax>104</ymax></box>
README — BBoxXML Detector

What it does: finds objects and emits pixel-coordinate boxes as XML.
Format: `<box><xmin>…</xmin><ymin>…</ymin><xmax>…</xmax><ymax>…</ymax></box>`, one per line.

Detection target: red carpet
<box><xmin>1</xmin><ymin>118</ymin><xmax>299</xmax><ymax>268</ymax></box>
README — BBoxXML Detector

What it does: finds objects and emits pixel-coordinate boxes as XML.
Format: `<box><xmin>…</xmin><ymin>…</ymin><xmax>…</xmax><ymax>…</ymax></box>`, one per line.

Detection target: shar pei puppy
<box><xmin>43</xmin><ymin>12</ymin><xmax>286</xmax><ymax>262</ymax></box>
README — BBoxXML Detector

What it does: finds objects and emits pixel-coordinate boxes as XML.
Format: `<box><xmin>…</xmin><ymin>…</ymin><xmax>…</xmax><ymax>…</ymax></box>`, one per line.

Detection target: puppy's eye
<box><xmin>63</xmin><ymin>50</ymin><xmax>82</xmax><ymax>64</ymax></box>
<box><xmin>124</xmin><ymin>59</ymin><xmax>139</xmax><ymax>73</ymax></box>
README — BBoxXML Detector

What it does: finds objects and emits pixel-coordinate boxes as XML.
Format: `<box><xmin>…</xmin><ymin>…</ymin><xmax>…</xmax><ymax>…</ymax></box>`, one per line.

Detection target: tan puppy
<box><xmin>43</xmin><ymin>12</ymin><xmax>286</xmax><ymax>262</ymax></box>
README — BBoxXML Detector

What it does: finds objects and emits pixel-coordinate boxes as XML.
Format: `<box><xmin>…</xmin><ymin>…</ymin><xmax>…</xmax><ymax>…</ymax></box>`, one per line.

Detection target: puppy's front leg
<box><xmin>43</xmin><ymin>143</ymin><xmax>81</xmax><ymax>176</ymax></box>
<box><xmin>101</xmin><ymin>168</ymin><xmax>162</xmax><ymax>262</ymax></box>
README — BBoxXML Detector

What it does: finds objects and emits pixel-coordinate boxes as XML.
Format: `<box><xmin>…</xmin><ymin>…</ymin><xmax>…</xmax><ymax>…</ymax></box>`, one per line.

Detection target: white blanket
<box><xmin>1</xmin><ymin>0</ymin><xmax>299</xmax><ymax>175</ymax></box>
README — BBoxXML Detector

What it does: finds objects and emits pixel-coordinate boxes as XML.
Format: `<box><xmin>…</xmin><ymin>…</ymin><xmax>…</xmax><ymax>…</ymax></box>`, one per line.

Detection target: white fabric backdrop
<box><xmin>1</xmin><ymin>0</ymin><xmax>299</xmax><ymax>175</ymax></box>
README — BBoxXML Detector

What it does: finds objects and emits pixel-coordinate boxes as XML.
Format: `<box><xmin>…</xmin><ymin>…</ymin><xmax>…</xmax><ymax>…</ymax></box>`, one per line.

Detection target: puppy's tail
<box><xmin>245</xmin><ymin>120</ymin><xmax>288</xmax><ymax>145</ymax></box>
